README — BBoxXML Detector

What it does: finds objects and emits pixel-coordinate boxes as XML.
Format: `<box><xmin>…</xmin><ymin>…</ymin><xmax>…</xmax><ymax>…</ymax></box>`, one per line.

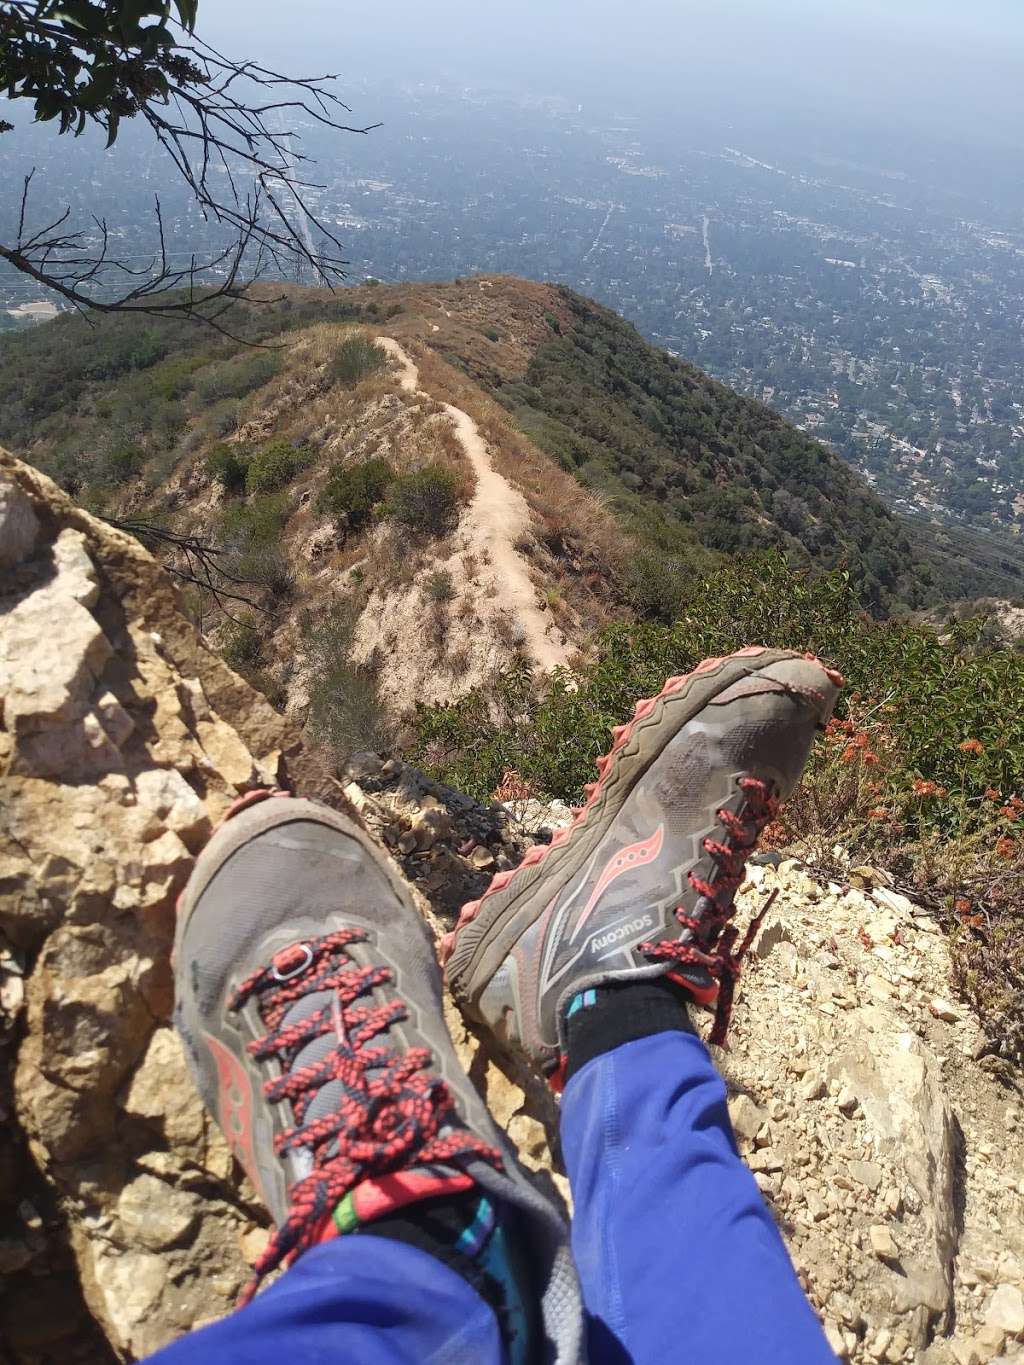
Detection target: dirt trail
<box><xmin>377</xmin><ymin>337</ymin><xmax>571</xmax><ymax>673</ymax></box>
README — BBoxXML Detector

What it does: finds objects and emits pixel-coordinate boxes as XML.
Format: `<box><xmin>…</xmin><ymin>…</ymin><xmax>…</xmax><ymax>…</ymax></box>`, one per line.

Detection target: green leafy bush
<box><xmin>222</xmin><ymin>616</ymin><xmax>265</xmax><ymax>670</ymax></box>
<box><xmin>218</xmin><ymin>493</ymin><xmax>293</xmax><ymax>598</ymax></box>
<box><xmin>99</xmin><ymin>443</ymin><xmax>146</xmax><ymax>483</ymax></box>
<box><xmin>220</xmin><ymin>492</ymin><xmax>289</xmax><ymax>548</ymax></box>
<box><xmin>206</xmin><ymin>443</ymin><xmax>250</xmax><ymax>494</ymax></box>
<box><xmin>331</xmin><ymin>335</ymin><xmax>388</xmax><ymax>387</ymax></box>
<box><xmin>245</xmin><ymin>438</ymin><xmax>309</xmax><ymax>494</ymax></box>
<box><xmin>301</xmin><ymin>604</ymin><xmax>395</xmax><ymax>758</ymax></box>
<box><xmin>413</xmin><ymin>552</ymin><xmax>1024</xmax><ymax>812</ymax></box>
<box><xmin>618</xmin><ymin>548</ymin><xmax>688</xmax><ymax>623</ymax></box>
<box><xmin>316</xmin><ymin>456</ymin><xmax>393</xmax><ymax>529</ymax></box>
<box><xmin>384</xmin><ymin>464</ymin><xmax>465</xmax><ymax>537</ymax></box>
<box><xmin>191</xmin><ymin>351</ymin><xmax>281</xmax><ymax>405</ymax></box>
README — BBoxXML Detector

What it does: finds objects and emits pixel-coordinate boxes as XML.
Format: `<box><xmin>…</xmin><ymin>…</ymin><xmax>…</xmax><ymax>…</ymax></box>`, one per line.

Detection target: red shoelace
<box><xmin>230</xmin><ymin>928</ymin><xmax>501</xmax><ymax>1304</ymax></box>
<box><xmin>641</xmin><ymin>777</ymin><xmax>780</xmax><ymax>1045</ymax></box>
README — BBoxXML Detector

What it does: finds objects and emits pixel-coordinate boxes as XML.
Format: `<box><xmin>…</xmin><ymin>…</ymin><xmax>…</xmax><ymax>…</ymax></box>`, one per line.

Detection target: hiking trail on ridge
<box><xmin>376</xmin><ymin>336</ymin><xmax>571</xmax><ymax>675</ymax></box>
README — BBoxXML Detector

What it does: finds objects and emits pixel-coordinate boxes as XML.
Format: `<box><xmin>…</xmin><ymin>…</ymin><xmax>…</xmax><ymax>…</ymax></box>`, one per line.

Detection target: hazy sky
<box><xmin>196</xmin><ymin>0</ymin><xmax>1024</xmax><ymax>170</ymax></box>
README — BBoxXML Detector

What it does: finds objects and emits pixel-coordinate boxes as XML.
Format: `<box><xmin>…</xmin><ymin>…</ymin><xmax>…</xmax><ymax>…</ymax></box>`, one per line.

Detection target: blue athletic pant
<box><xmin>152</xmin><ymin>1031</ymin><xmax>835</xmax><ymax>1363</ymax></box>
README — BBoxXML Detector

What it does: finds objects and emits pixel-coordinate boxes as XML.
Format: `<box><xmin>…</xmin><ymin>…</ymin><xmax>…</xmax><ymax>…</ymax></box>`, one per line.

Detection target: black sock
<box><xmin>564</xmin><ymin>977</ymin><xmax>696</xmax><ymax>1084</ymax></box>
<box><xmin>357</xmin><ymin>1188</ymin><xmax>500</xmax><ymax>1302</ymax></box>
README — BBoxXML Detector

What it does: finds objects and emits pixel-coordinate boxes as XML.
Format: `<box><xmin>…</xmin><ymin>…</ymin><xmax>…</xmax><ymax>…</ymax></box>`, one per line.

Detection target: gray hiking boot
<box><xmin>442</xmin><ymin>648</ymin><xmax>842</xmax><ymax>1087</ymax></box>
<box><xmin>174</xmin><ymin>792</ymin><xmax>582</xmax><ymax>1360</ymax></box>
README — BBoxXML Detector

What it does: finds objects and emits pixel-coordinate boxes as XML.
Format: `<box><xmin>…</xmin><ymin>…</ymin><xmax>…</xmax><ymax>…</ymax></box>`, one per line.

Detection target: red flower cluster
<box><xmin>959</xmin><ymin>738</ymin><xmax>985</xmax><ymax>756</ymax></box>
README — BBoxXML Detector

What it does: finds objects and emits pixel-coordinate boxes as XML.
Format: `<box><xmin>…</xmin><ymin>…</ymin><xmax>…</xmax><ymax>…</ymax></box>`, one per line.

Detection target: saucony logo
<box><xmin>591</xmin><ymin>915</ymin><xmax>654</xmax><ymax>953</ymax></box>
<box><xmin>570</xmin><ymin>827</ymin><xmax>664</xmax><ymax>940</ymax></box>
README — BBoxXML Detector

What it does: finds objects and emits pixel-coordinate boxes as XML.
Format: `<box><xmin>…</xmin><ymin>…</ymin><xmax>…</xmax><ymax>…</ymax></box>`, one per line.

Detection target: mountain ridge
<box><xmin>1</xmin><ymin>275</ymin><xmax>1018</xmax><ymax>628</ymax></box>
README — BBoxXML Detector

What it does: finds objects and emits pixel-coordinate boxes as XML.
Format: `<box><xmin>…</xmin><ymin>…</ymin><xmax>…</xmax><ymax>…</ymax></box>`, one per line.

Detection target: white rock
<box><xmin>872</xmin><ymin>886</ymin><xmax>916</xmax><ymax>918</ymax></box>
<box><xmin>849</xmin><ymin>1159</ymin><xmax>884</xmax><ymax>1192</ymax></box>
<box><xmin>836</xmin><ymin>1086</ymin><xmax>859</xmax><ymax>1115</ymax></box>
<box><xmin>824</xmin><ymin>1320</ymin><xmax>849</xmax><ymax>1359</ymax></box>
<box><xmin>729</xmin><ymin>1093</ymin><xmax>768</xmax><ymax>1143</ymax></box>
<box><xmin>133</xmin><ymin>767</ymin><xmax>210</xmax><ymax>844</ymax></box>
<box><xmin>985</xmin><ymin>1283</ymin><xmax>1024</xmax><ymax>1338</ymax></box>
<box><xmin>0</xmin><ymin>528</ymin><xmax>112</xmax><ymax>741</ymax></box>
<box><xmin>118</xmin><ymin>1174</ymin><xmax>198</xmax><ymax>1250</ymax></box>
<box><xmin>929</xmin><ymin>998</ymin><xmax>962</xmax><ymax>1024</ymax></box>
<box><xmin>801</xmin><ymin>1071</ymin><xmax>827</xmax><ymax>1101</ymax></box>
<box><xmin>949</xmin><ymin>1339</ymin><xmax>983</xmax><ymax>1365</ymax></box>
<box><xmin>0</xmin><ymin>475</ymin><xmax>40</xmax><ymax>567</ymax></box>
<box><xmin>869</xmin><ymin>1225</ymin><xmax>898</xmax><ymax>1260</ymax></box>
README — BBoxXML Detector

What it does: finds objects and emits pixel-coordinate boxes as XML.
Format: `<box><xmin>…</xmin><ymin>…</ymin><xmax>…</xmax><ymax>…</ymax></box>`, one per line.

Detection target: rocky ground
<box><xmin>2</xmin><ymin>449</ymin><xmax>1022</xmax><ymax>1362</ymax></box>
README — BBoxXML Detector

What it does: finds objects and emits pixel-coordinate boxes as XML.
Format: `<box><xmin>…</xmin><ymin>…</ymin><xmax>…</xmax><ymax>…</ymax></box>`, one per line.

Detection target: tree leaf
<box><xmin>172</xmin><ymin>0</ymin><xmax>198</xmax><ymax>32</ymax></box>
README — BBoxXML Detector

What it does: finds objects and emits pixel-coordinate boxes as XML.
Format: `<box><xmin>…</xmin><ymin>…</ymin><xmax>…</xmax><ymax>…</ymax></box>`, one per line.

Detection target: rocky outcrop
<box><xmin>3</xmin><ymin>450</ymin><xmax>1023</xmax><ymax>1363</ymax></box>
<box><xmin>721</xmin><ymin>861</ymin><xmax>1024</xmax><ymax>1364</ymax></box>
<box><xmin>0</xmin><ymin>452</ymin><xmax>335</xmax><ymax>1360</ymax></box>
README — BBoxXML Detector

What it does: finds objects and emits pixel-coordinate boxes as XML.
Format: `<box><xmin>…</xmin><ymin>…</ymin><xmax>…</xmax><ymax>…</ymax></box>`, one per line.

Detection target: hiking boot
<box><xmin>173</xmin><ymin>793</ymin><xmax>582</xmax><ymax>1359</ymax></box>
<box><xmin>442</xmin><ymin>648</ymin><xmax>842</xmax><ymax>1086</ymax></box>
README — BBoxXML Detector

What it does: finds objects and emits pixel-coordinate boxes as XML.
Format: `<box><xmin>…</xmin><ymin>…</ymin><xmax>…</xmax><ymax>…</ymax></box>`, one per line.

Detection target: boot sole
<box><xmin>443</xmin><ymin>648</ymin><xmax>842</xmax><ymax>1014</ymax></box>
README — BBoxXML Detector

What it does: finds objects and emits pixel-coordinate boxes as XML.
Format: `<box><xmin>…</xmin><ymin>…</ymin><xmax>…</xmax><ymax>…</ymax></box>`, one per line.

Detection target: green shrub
<box><xmin>199</xmin><ymin>398</ymin><xmax>242</xmax><ymax>438</ymax></box>
<box><xmin>99</xmin><ymin>444</ymin><xmax>146</xmax><ymax>483</ymax></box>
<box><xmin>425</xmin><ymin>568</ymin><xmax>455</xmax><ymax>603</ymax></box>
<box><xmin>249</xmin><ymin>669</ymin><xmax>288</xmax><ymax>709</ymax></box>
<box><xmin>206</xmin><ymin>443</ymin><xmax>250</xmax><ymax>494</ymax></box>
<box><xmin>619</xmin><ymin>548</ymin><xmax>688</xmax><ymax>623</ymax></box>
<box><xmin>482</xmin><ymin>326</ymin><xmax>501</xmax><ymax>343</ymax></box>
<box><xmin>237</xmin><ymin>548</ymin><xmax>294</xmax><ymax>599</ymax></box>
<box><xmin>220</xmin><ymin>492</ymin><xmax>289</xmax><ymax>548</ymax></box>
<box><xmin>191</xmin><ymin>351</ymin><xmax>281</xmax><ymax>405</ymax></box>
<box><xmin>221</xmin><ymin>615</ymin><xmax>265</xmax><ymax>670</ymax></box>
<box><xmin>245</xmin><ymin>438</ymin><xmax>309</xmax><ymax>494</ymax></box>
<box><xmin>301</xmin><ymin>604</ymin><xmax>395</xmax><ymax>757</ymax></box>
<box><xmin>384</xmin><ymin>464</ymin><xmax>465</xmax><ymax>537</ymax></box>
<box><xmin>332</xmin><ymin>335</ymin><xmax>387</xmax><ymax>387</ymax></box>
<box><xmin>316</xmin><ymin>456</ymin><xmax>393</xmax><ymax>529</ymax></box>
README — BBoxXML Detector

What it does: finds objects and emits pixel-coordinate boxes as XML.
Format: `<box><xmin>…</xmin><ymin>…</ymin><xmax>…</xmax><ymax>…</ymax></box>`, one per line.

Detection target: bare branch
<box><xmin>0</xmin><ymin>14</ymin><xmax>378</xmax><ymax>329</ymax></box>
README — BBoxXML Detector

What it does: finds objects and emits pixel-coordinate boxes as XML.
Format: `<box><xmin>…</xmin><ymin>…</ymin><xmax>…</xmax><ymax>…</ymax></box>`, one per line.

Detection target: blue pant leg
<box><xmin>147</xmin><ymin>1235</ymin><xmax>505</xmax><ymax>1365</ymax></box>
<box><xmin>561</xmin><ymin>1030</ymin><xmax>836</xmax><ymax>1365</ymax></box>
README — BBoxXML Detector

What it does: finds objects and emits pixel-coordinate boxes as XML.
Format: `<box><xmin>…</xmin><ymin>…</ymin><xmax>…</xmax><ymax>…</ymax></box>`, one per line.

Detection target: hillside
<box><xmin>3</xmin><ymin>278</ymin><xmax>1020</xmax><ymax>619</ymax></box>
<box><xmin>1</xmin><ymin>275</ymin><xmax>1021</xmax><ymax>768</ymax></box>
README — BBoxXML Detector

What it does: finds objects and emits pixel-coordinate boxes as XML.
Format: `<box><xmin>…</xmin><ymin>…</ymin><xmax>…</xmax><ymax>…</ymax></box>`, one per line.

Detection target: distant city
<box><xmin>2</xmin><ymin>78</ymin><xmax>1022</xmax><ymax>542</ymax></box>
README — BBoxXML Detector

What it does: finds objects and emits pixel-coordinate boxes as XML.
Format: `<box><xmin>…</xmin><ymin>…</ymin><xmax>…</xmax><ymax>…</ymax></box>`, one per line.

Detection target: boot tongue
<box><xmin>280</xmin><ymin>991</ymin><xmax>348</xmax><ymax>1178</ymax></box>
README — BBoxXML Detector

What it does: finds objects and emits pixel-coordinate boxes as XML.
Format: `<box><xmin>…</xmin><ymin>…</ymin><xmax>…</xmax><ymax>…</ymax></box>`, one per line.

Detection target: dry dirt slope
<box><xmin>128</xmin><ymin>306</ymin><xmax>624</xmax><ymax>742</ymax></box>
<box><xmin>2</xmin><ymin>451</ymin><xmax>1023</xmax><ymax>1364</ymax></box>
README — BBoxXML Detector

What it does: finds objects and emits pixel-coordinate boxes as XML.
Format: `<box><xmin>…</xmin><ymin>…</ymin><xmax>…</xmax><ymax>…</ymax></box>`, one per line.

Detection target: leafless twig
<box><xmin>1</xmin><ymin>20</ymin><xmax>378</xmax><ymax>330</ymax></box>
